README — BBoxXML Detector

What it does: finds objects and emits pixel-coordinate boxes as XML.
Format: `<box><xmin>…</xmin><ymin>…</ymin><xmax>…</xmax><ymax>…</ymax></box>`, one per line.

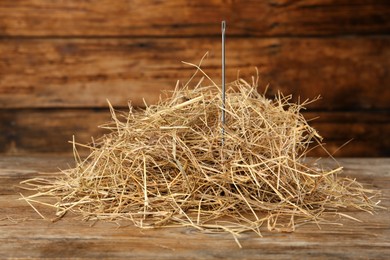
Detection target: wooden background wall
<box><xmin>0</xmin><ymin>0</ymin><xmax>389</xmax><ymax>157</ymax></box>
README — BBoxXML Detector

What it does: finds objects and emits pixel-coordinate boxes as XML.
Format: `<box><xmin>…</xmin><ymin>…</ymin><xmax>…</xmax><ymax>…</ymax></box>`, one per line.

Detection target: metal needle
<box><xmin>221</xmin><ymin>21</ymin><xmax>226</xmax><ymax>146</ymax></box>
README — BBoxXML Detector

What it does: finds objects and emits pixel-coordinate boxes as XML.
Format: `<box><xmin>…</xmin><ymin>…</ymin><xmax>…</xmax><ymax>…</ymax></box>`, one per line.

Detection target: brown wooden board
<box><xmin>0</xmin><ymin>156</ymin><xmax>389</xmax><ymax>259</ymax></box>
<box><xmin>1</xmin><ymin>37</ymin><xmax>389</xmax><ymax>110</ymax></box>
<box><xmin>0</xmin><ymin>0</ymin><xmax>389</xmax><ymax>37</ymax></box>
<box><xmin>0</xmin><ymin>109</ymin><xmax>111</xmax><ymax>154</ymax></box>
<box><xmin>0</xmin><ymin>109</ymin><xmax>388</xmax><ymax>156</ymax></box>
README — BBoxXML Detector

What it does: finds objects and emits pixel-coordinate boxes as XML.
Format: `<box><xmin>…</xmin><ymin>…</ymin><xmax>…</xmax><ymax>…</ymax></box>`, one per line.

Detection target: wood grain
<box><xmin>0</xmin><ymin>0</ymin><xmax>389</xmax><ymax>37</ymax></box>
<box><xmin>1</xmin><ymin>37</ymin><xmax>389</xmax><ymax>110</ymax></box>
<box><xmin>0</xmin><ymin>109</ymin><xmax>111</xmax><ymax>154</ymax></box>
<box><xmin>0</xmin><ymin>156</ymin><xmax>389</xmax><ymax>259</ymax></box>
<box><xmin>0</xmin><ymin>109</ymin><xmax>388</xmax><ymax>156</ymax></box>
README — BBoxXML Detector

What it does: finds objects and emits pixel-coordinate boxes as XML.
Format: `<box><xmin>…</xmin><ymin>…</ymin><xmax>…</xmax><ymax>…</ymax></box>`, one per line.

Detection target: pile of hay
<box><xmin>22</xmin><ymin>69</ymin><xmax>380</xmax><ymax>246</ymax></box>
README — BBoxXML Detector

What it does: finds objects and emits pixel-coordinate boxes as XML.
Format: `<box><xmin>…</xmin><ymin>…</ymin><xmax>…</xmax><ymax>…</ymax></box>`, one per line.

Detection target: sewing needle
<box><xmin>221</xmin><ymin>21</ymin><xmax>226</xmax><ymax>146</ymax></box>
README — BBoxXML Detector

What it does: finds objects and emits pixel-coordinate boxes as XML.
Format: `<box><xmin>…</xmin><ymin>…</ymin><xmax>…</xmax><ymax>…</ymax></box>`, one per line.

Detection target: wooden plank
<box><xmin>309</xmin><ymin>140</ymin><xmax>389</xmax><ymax>157</ymax></box>
<box><xmin>0</xmin><ymin>109</ymin><xmax>388</xmax><ymax>156</ymax></box>
<box><xmin>0</xmin><ymin>0</ymin><xmax>389</xmax><ymax>37</ymax></box>
<box><xmin>0</xmin><ymin>37</ymin><xmax>389</xmax><ymax>110</ymax></box>
<box><xmin>0</xmin><ymin>156</ymin><xmax>389</xmax><ymax>259</ymax></box>
<box><xmin>308</xmin><ymin>111</ymin><xmax>390</xmax><ymax>156</ymax></box>
<box><xmin>0</xmin><ymin>109</ymin><xmax>111</xmax><ymax>154</ymax></box>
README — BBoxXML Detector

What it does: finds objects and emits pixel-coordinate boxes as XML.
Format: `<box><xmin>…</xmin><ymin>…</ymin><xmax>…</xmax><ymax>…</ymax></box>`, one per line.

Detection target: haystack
<box><xmin>21</xmin><ymin>66</ymin><xmax>381</xmax><ymax>246</ymax></box>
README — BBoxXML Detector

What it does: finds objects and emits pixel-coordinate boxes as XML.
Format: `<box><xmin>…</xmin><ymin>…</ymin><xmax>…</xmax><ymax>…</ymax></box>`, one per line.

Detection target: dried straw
<box><xmin>21</xmin><ymin>66</ymin><xmax>381</xmax><ymax>246</ymax></box>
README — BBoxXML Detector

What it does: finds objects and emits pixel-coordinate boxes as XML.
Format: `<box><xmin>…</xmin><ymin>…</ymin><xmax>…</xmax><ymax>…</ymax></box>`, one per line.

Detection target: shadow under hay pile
<box><xmin>22</xmin><ymin>74</ymin><xmax>380</xmax><ymax>245</ymax></box>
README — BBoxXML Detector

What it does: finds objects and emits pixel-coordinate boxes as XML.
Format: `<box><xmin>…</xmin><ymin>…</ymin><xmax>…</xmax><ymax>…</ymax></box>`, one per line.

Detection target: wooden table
<box><xmin>1</xmin><ymin>156</ymin><xmax>389</xmax><ymax>259</ymax></box>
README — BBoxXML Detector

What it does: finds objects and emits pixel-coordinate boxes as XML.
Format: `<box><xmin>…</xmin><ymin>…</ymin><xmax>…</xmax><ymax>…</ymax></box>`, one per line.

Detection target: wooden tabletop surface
<box><xmin>0</xmin><ymin>155</ymin><xmax>389</xmax><ymax>259</ymax></box>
